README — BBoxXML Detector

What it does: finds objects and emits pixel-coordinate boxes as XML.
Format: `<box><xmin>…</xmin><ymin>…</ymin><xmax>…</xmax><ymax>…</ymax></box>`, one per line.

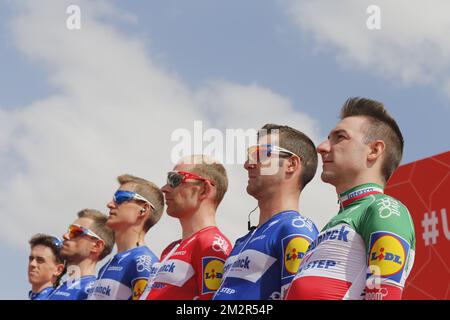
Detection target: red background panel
<box><xmin>385</xmin><ymin>150</ymin><xmax>450</xmax><ymax>300</ymax></box>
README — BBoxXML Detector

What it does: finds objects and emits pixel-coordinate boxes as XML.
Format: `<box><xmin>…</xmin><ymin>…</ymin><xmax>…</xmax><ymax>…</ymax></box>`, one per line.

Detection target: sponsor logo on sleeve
<box><xmin>132</xmin><ymin>279</ymin><xmax>148</xmax><ymax>300</ymax></box>
<box><xmin>282</xmin><ymin>236</ymin><xmax>311</xmax><ymax>278</ymax></box>
<box><xmin>202</xmin><ymin>257</ymin><xmax>225</xmax><ymax>294</ymax></box>
<box><xmin>136</xmin><ymin>255</ymin><xmax>152</xmax><ymax>273</ymax></box>
<box><xmin>368</xmin><ymin>231</ymin><xmax>410</xmax><ymax>283</ymax></box>
<box><xmin>212</xmin><ymin>234</ymin><xmax>230</xmax><ymax>255</ymax></box>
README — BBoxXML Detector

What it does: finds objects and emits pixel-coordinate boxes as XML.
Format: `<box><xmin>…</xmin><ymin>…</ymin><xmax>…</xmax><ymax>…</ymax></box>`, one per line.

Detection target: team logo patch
<box><xmin>282</xmin><ymin>236</ymin><xmax>311</xmax><ymax>278</ymax></box>
<box><xmin>132</xmin><ymin>279</ymin><xmax>148</xmax><ymax>300</ymax></box>
<box><xmin>202</xmin><ymin>257</ymin><xmax>225</xmax><ymax>294</ymax></box>
<box><xmin>368</xmin><ymin>232</ymin><xmax>410</xmax><ymax>283</ymax></box>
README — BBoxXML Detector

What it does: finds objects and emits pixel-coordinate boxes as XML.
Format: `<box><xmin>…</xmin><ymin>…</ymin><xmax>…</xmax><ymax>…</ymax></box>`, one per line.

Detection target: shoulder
<box><xmin>274</xmin><ymin>212</ymin><xmax>319</xmax><ymax>242</ymax></box>
<box><xmin>194</xmin><ymin>227</ymin><xmax>232</xmax><ymax>258</ymax></box>
<box><xmin>363</xmin><ymin>194</ymin><xmax>413</xmax><ymax>230</ymax></box>
<box><xmin>361</xmin><ymin>194</ymin><xmax>415</xmax><ymax>245</ymax></box>
<box><xmin>123</xmin><ymin>247</ymin><xmax>157</xmax><ymax>277</ymax></box>
<box><xmin>132</xmin><ymin>246</ymin><xmax>158</xmax><ymax>264</ymax></box>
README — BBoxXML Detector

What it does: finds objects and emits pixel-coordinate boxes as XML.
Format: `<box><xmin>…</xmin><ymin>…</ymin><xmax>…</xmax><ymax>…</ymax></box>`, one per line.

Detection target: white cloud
<box><xmin>282</xmin><ymin>0</ymin><xmax>450</xmax><ymax>96</ymax></box>
<box><xmin>1</xmin><ymin>0</ymin><xmax>337</xmax><ymax>271</ymax></box>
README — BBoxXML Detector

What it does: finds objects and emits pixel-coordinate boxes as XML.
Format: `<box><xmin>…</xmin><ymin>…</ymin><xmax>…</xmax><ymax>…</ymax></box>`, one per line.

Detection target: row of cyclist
<box><xmin>28</xmin><ymin>97</ymin><xmax>416</xmax><ymax>300</ymax></box>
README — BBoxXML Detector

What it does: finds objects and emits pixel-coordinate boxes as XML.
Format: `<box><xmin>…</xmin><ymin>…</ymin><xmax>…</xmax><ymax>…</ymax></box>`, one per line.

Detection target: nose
<box><xmin>106</xmin><ymin>199</ymin><xmax>116</xmax><ymax>209</ymax></box>
<box><xmin>161</xmin><ymin>184</ymin><xmax>171</xmax><ymax>194</ymax></box>
<box><xmin>316</xmin><ymin>139</ymin><xmax>330</xmax><ymax>155</ymax></box>
<box><xmin>244</xmin><ymin>160</ymin><xmax>256</xmax><ymax>171</ymax></box>
<box><xmin>62</xmin><ymin>232</ymin><xmax>70</xmax><ymax>241</ymax></box>
<box><xmin>29</xmin><ymin>258</ymin><xmax>37</xmax><ymax>268</ymax></box>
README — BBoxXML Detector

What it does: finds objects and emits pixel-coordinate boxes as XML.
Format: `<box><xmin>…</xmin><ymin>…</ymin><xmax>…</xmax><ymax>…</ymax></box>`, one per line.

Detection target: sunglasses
<box><xmin>67</xmin><ymin>224</ymin><xmax>103</xmax><ymax>242</ymax></box>
<box><xmin>247</xmin><ymin>144</ymin><xmax>299</xmax><ymax>163</ymax></box>
<box><xmin>113</xmin><ymin>190</ymin><xmax>156</xmax><ymax>210</ymax></box>
<box><xmin>167</xmin><ymin>171</ymin><xmax>215</xmax><ymax>188</ymax></box>
<box><xmin>51</xmin><ymin>236</ymin><xmax>63</xmax><ymax>248</ymax></box>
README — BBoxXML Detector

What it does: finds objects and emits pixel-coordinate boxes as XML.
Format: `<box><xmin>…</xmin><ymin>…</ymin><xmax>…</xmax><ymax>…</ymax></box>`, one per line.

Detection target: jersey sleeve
<box><xmin>192</xmin><ymin>232</ymin><xmax>232</xmax><ymax>300</ymax></box>
<box><xmin>130</xmin><ymin>252</ymin><xmax>157</xmax><ymax>300</ymax></box>
<box><xmin>276</xmin><ymin>215</ymin><xmax>319</xmax><ymax>299</ymax></box>
<box><xmin>359</xmin><ymin>196</ymin><xmax>416</xmax><ymax>300</ymax></box>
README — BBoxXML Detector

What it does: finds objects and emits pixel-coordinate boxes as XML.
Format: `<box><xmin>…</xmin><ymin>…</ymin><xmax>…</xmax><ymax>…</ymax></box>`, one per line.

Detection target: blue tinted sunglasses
<box><xmin>51</xmin><ymin>236</ymin><xmax>63</xmax><ymax>248</ymax></box>
<box><xmin>113</xmin><ymin>190</ymin><xmax>155</xmax><ymax>210</ymax></box>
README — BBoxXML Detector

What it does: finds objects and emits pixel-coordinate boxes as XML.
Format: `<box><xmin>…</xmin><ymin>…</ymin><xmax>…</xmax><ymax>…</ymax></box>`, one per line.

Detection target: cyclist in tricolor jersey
<box><xmin>213</xmin><ymin>124</ymin><xmax>319</xmax><ymax>300</ymax></box>
<box><xmin>286</xmin><ymin>97</ymin><xmax>415</xmax><ymax>300</ymax></box>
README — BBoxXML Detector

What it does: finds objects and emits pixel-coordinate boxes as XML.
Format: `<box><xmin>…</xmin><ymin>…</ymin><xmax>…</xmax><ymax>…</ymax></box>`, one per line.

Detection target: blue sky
<box><xmin>0</xmin><ymin>0</ymin><xmax>449</xmax><ymax>299</ymax></box>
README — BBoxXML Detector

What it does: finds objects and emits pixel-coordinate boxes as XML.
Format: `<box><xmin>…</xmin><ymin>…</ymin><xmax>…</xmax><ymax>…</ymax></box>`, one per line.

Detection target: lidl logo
<box><xmin>368</xmin><ymin>232</ymin><xmax>410</xmax><ymax>283</ymax></box>
<box><xmin>202</xmin><ymin>257</ymin><xmax>225</xmax><ymax>293</ymax></box>
<box><xmin>132</xmin><ymin>279</ymin><xmax>148</xmax><ymax>300</ymax></box>
<box><xmin>283</xmin><ymin>236</ymin><xmax>311</xmax><ymax>276</ymax></box>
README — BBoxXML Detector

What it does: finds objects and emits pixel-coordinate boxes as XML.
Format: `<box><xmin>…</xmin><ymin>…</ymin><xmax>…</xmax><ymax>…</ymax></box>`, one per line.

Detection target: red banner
<box><xmin>385</xmin><ymin>150</ymin><xmax>450</xmax><ymax>300</ymax></box>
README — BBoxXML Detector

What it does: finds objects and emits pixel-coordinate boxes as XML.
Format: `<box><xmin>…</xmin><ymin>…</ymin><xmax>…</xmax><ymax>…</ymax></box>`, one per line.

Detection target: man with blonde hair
<box><xmin>143</xmin><ymin>155</ymin><xmax>232</xmax><ymax>300</ymax></box>
<box><xmin>89</xmin><ymin>174</ymin><xmax>164</xmax><ymax>300</ymax></box>
<box><xmin>48</xmin><ymin>209</ymin><xmax>114</xmax><ymax>300</ymax></box>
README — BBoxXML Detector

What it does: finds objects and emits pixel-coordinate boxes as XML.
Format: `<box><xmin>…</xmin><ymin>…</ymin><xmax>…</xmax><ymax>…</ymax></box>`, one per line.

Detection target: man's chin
<box><xmin>246</xmin><ymin>184</ymin><xmax>260</xmax><ymax>199</ymax></box>
<box><xmin>320</xmin><ymin>172</ymin><xmax>335</xmax><ymax>184</ymax></box>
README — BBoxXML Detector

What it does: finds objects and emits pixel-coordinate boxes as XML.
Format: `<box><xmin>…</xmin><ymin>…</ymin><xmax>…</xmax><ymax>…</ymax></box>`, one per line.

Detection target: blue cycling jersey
<box><xmin>88</xmin><ymin>246</ymin><xmax>158</xmax><ymax>300</ymax></box>
<box><xmin>29</xmin><ymin>286</ymin><xmax>54</xmax><ymax>300</ymax></box>
<box><xmin>213</xmin><ymin>210</ymin><xmax>318</xmax><ymax>300</ymax></box>
<box><xmin>47</xmin><ymin>275</ymin><xmax>96</xmax><ymax>300</ymax></box>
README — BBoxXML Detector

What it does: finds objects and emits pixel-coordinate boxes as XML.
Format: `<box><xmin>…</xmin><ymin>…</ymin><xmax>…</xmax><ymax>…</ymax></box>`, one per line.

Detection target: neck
<box><xmin>67</xmin><ymin>258</ymin><xmax>97</xmax><ymax>277</ymax></box>
<box><xmin>338</xmin><ymin>182</ymin><xmax>384</xmax><ymax>209</ymax></box>
<box><xmin>179</xmin><ymin>205</ymin><xmax>217</xmax><ymax>240</ymax></box>
<box><xmin>32</xmin><ymin>281</ymin><xmax>53</xmax><ymax>293</ymax></box>
<box><xmin>257</xmin><ymin>187</ymin><xmax>300</xmax><ymax>226</ymax></box>
<box><xmin>115</xmin><ymin>226</ymin><xmax>145</xmax><ymax>253</ymax></box>
<box><xmin>335</xmin><ymin>173</ymin><xmax>385</xmax><ymax>195</ymax></box>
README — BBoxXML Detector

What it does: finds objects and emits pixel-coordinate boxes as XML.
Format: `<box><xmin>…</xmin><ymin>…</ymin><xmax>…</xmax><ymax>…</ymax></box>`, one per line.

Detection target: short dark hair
<box><xmin>29</xmin><ymin>233</ymin><xmax>65</xmax><ymax>287</ymax></box>
<box><xmin>77</xmin><ymin>209</ymin><xmax>115</xmax><ymax>260</ymax></box>
<box><xmin>117</xmin><ymin>174</ymin><xmax>164</xmax><ymax>232</ymax></box>
<box><xmin>29</xmin><ymin>233</ymin><xmax>64</xmax><ymax>264</ymax></box>
<box><xmin>259</xmin><ymin>124</ymin><xmax>318</xmax><ymax>190</ymax></box>
<box><xmin>340</xmin><ymin>97</ymin><xmax>404</xmax><ymax>182</ymax></box>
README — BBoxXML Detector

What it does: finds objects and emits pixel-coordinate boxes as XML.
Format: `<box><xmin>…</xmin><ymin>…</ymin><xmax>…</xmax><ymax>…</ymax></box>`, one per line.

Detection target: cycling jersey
<box><xmin>47</xmin><ymin>275</ymin><xmax>96</xmax><ymax>300</ymax></box>
<box><xmin>286</xmin><ymin>183</ymin><xmax>416</xmax><ymax>300</ymax></box>
<box><xmin>213</xmin><ymin>210</ymin><xmax>318</xmax><ymax>300</ymax></box>
<box><xmin>143</xmin><ymin>226</ymin><xmax>232</xmax><ymax>300</ymax></box>
<box><xmin>29</xmin><ymin>286</ymin><xmax>54</xmax><ymax>300</ymax></box>
<box><xmin>88</xmin><ymin>246</ymin><xmax>158</xmax><ymax>300</ymax></box>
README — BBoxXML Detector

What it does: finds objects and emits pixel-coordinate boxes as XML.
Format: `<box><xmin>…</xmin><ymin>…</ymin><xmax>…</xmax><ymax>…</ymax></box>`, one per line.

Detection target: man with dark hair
<box><xmin>142</xmin><ymin>155</ymin><xmax>232</xmax><ymax>300</ymax></box>
<box><xmin>286</xmin><ymin>97</ymin><xmax>416</xmax><ymax>300</ymax></box>
<box><xmin>89</xmin><ymin>174</ymin><xmax>164</xmax><ymax>300</ymax></box>
<box><xmin>48</xmin><ymin>209</ymin><xmax>114</xmax><ymax>300</ymax></box>
<box><xmin>28</xmin><ymin>234</ymin><xmax>65</xmax><ymax>300</ymax></box>
<box><xmin>213</xmin><ymin>124</ymin><xmax>319</xmax><ymax>300</ymax></box>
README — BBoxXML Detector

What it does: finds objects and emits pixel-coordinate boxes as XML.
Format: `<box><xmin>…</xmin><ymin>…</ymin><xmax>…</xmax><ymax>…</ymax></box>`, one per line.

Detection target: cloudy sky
<box><xmin>1</xmin><ymin>0</ymin><xmax>449</xmax><ymax>299</ymax></box>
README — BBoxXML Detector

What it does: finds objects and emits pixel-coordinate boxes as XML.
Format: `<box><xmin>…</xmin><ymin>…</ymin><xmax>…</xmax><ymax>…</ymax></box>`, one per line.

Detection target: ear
<box><xmin>368</xmin><ymin>140</ymin><xmax>385</xmax><ymax>162</ymax></box>
<box><xmin>198</xmin><ymin>181</ymin><xmax>213</xmax><ymax>201</ymax></box>
<box><xmin>139</xmin><ymin>203</ymin><xmax>151</xmax><ymax>216</ymax></box>
<box><xmin>91</xmin><ymin>240</ymin><xmax>105</xmax><ymax>259</ymax></box>
<box><xmin>286</xmin><ymin>155</ymin><xmax>301</xmax><ymax>174</ymax></box>
<box><xmin>54</xmin><ymin>263</ymin><xmax>65</xmax><ymax>277</ymax></box>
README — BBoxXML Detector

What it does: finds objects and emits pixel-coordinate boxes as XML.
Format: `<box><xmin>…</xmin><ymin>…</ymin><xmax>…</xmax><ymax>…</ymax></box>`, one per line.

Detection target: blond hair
<box><xmin>117</xmin><ymin>174</ymin><xmax>164</xmax><ymax>232</ymax></box>
<box><xmin>178</xmin><ymin>155</ymin><xmax>228</xmax><ymax>207</ymax></box>
<box><xmin>77</xmin><ymin>209</ymin><xmax>115</xmax><ymax>260</ymax></box>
